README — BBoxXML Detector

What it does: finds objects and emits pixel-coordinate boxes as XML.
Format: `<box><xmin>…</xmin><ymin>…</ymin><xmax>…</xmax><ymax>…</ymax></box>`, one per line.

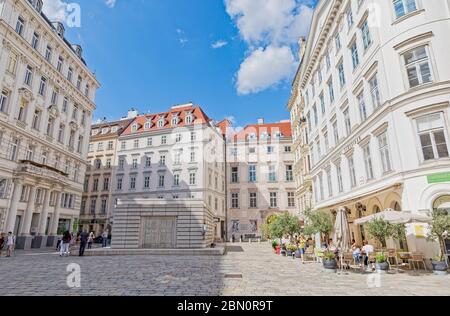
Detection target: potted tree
<box><xmin>428</xmin><ymin>209</ymin><xmax>450</xmax><ymax>275</ymax></box>
<box><xmin>375</xmin><ymin>253</ymin><xmax>389</xmax><ymax>273</ymax></box>
<box><xmin>364</xmin><ymin>218</ymin><xmax>393</xmax><ymax>249</ymax></box>
<box><xmin>323</xmin><ymin>251</ymin><xmax>337</xmax><ymax>272</ymax></box>
<box><xmin>303</xmin><ymin>210</ymin><xmax>333</xmax><ymax>246</ymax></box>
<box><xmin>286</xmin><ymin>244</ymin><xmax>298</xmax><ymax>257</ymax></box>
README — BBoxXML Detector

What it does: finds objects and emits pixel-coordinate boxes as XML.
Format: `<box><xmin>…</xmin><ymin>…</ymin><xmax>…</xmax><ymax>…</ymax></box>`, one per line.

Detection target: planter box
<box><xmin>432</xmin><ymin>261</ymin><xmax>448</xmax><ymax>275</ymax></box>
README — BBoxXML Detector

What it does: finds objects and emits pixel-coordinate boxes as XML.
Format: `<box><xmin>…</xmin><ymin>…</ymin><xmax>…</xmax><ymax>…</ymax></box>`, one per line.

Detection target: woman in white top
<box><xmin>6</xmin><ymin>232</ymin><xmax>15</xmax><ymax>257</ymax></box>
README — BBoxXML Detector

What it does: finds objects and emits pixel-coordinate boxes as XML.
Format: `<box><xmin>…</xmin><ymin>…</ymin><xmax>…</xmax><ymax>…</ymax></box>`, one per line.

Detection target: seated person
<box><xmin>352</xmin><ymin>244</ymin><xmax>361</xmax><ymax>264</ymax></box>
<box><xmin>361</xmin><ymin>240</ymin><xmax>374</xmax><ymax>266</ymax></box>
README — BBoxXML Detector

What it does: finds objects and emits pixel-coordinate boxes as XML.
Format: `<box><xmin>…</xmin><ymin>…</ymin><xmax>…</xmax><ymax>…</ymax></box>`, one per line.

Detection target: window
<box><xmin>248</xmin><ymin>165</ymin><xmax>257</xmax><ymax>183</ymax></box>
<box><xmin>103</xmin><ymin>178</ymin><xmax>110</xmax><ymax>191</ymax></box>
<box><xmin>16</xmin><ymin>16</ymin><xmax>25</xmax><ymax>36</ymax></box>
<box><xmin>38</xmin><ymin>77</ymin><xmax>47</xmax><ymax>96</ymax></box>
<box><xmin>326</xmin><ymin>52</ymin><xmax>331</xmax><ymax>71</ymax></box>
<box><xmin>346</xmin><ymin>5</ymin><xmax>354</xmax><ymax>29</ymax></box>
<box><xmin>97</xmin><ymin>142</ymin><xmax>104</xmax><ymax>151</ymax></box>
<box><xmin>328</xmin><ymin>79</ymin><xmax>335</xmax><ymax>103</ymax></box>
<box><xmin>95</xmin><ymin>159</ymin><xmax>102</xmax><ymax>170</ymax></box>
<box><xmin>231</xmin><ymin>193</ymin><xmax>239</xmax><ymax>209</ymax></box>
<box><xmin>348</xmin><ymin>155</ymin><xmax>357</xmax><ymax>188</ymax></box>
<box><xmin>107</xmin><ymin>141</ymin><xmax>114</xmax><ymax>150</ymax></box>
<box><xmin>363</xmin><ymin>144</ymin><xmax>374</xmax><ymax>180</ymax></box>
<box><xmin>121</xmin><ymin>141</ymin><xmax>126</xmax><ymax>150</ymax></box>
<box><xmin>85</xmin><ymin>84</ymin><xmax>90</xmax><ymax>97</ymax></box>
<box><xmin>338</xmin><ymin>63</ymin><xmax>346</xmax><ymax>87</ymax></box>
<box><xmin>132</xmin><ymin>158</ymin><xmax>138</xmax><ymax>169</ymax></box>
<box><xmin>324</xmin><ymin>131</ymin><xmax>330</xmax><ymax>153</ymax></box>
<box><xmin>284</xmin><ymin>146</ymin><xmax>291</xmax><ymax>153</ymax></box>
<box><xmin>101</xmin><ymin>199</ymin><xmax>107</xmax><ymax>214</ymax></box>
<box><xmin>358</xmin><ymin>91</ymin><xmax>367</xmax><ymax>121</ymax></box>
<box><xmin>403</xmin><ymin>46</ymin><xmax>432</xmax><ymax>88</ymax></box>
<box><xmin>185</xmin><ymin>115</ymin><xmax>193</xmax><ymax>124</ymax></box>
<box><xmin>51</xmin><ymin>91</ymin><xmax>59</xmax><ymax>105</ymax></box>
<box><xmin>161</xmin><ymin>136</ymin><xmax>167</xmax><ymax>145</ymax></box>
<box><xmin>133</xmin><ymin>139</ymin><xmax>139</xmax><ymax>149</ymax></box>
<box><xmin>144</xmin><ymin>175</ymin><xmax>151</xmax><ymax>189</ymax></box>
<box><xmin>173</xmin><ymin>174</ymin><xmax>180</xmax><ymax>186</ymax></box>
<box><xmin>93</xmin><ymin>178</ymin><xmax>99</xmax><ymax>192</ymax></box>
<box><xmin>378</xmin><ymin>132</ymin><xmax>392</xmax><ymax>173</ymax></box>
<box><xmin>190</xmin><ymin>132</ymin><xmax>196</xmax><ymax>142</ymax></box>
<box><xmin>10</xmin><ymin>138</ymin><xmax>19</xmax><ymax>161</ymax></box>
<box><xmin>416</xmin><ymin>113</ymin><xmax>449</xmax><ymax>161</ymax></box>
<box><xmin>171</xmin><ymin>116</ymin><xmax>179</xmax><ymax>126</ymax></box>
<box><xmin>24</xmin><ymin>65</ymin><xmax>33</xmax><ymax>86</ymax></box>
<box><xmin>369</xmin><ymin>74</ymin><xmax>381</xmax><ymax>108</ymax></box>
<box><xmin>57</xmin><ymin>124</ymin><xmax>65</xmax><ymax>143</ymax></box>
<box><xmin>159</xmin><ymin>155</ymin><xmax>166</xmax><ymax>165</ymax></box>
<box><xmin>32</xmin><ymin>110</ymin><xmax>41</xmax><ymax>130</ymax></box>
<box><xmin>393</xmin><ymin>0</ymin><xmax>417</xmax><ymax>19</ymax></box>
<box><xmin>147</xmin><ymin>138</ymin><xmax>152</xmax><ymax>147</ymax></box>
<box><xmin>158</xmin><ymin>175</ymin><xmax>165</xmax><ymax>187</ymax></box>
<box><xmin>333</xmin><ymin>121</ymin><xmax>339</xmax><ymax>145</ymax></box>
<box><xmin>287</xmin><ymin>192</ymin><xmax>295</xmax><ymax>207</ymax></box>
<box><xmin>189</xmin><ymin>172</ymin><xmax>196</xmax><ymax>185</ymax></box>
<box><xmin>72</xmin><ymin>105</ymin><xmax>78</xmax><ymax>120</ymax></box>
<box><xmin>90</xmin><ymin>199</ymin><xmax>96</xmax><ymax>214</ymax></box>
<box><xmin>268</xmin><ymin>165</ymin><xmax>277</xmax><ymax>182</ymax></box>
<box><xmin>190</xmin><ymin>150</ymin><xmax>196</xmax><ymax>163</ymax></box>
<box><xmin>344</xmin><ymin>108</ymin><xmax>351</xmax><ymax>136</ymax></box>
<box><xmin>175</xmin><ymin>133</ymin><xmax>182</xmax><ymax>143</ymax></box>
<box><xmin>158</xmin><ymin>118</ymin><xmax>164</xmax><ymax>128</ymax></box>
<box><xmin>351</xmin><ymin>41</ymin><xmax>359</xmax><ymax>69</ymax></box>
<box><xmin>320</xmin><ymin>93</ymin><xmax>326</xmax><ymax>115</ymax></box>
<box><xmin>327</xmin><ymin>170</ymin><xmax>333</xmax><ymax>198</ymax></box>
<box><xmin>118</xmin><ymin>158</ymin><xmax>125</xmax><ymax>170</ymax></box>
<box><xmin>174</xmin><ymin>151</ymin><xmax>181</xmax><ymax>164</ymax></box>
<box><xmin>361</xmin><ymin>19</ymin><xmax>372</xmax><ymax>50</ymax></box>
<box><xmin>106</xmin><ymin>158</ymin><xmax>112</xmax><ymax>169</ymax></box>
<box><xmin>62</xmin><ymin>97</ymin><xmax>68</xmax><ymax>113</ymax></box>
<box><xmin>47</xmin><ymin>117</ymin><xmax>55</xmax><ymax>137</ymax></box>
<box><xmin>248</xmin><ymin>192</ymin><xmax>257</xmax><ymax>208</ymax></box>
<box><xmin>318</xmin><ymin>173</ymin><xmax>324</xmax><ymax>201</ymax></box>
<box><xmin>338</xmin><ymin>163</ymin><xmax>345</xmax><ymax>193</ymax></box>
<box><xmin>286</xmin><ymin>165</ymin><xmax>293</xmax><ymax>181</ymax></box>
<box><xmin>45</xmin><ymin>46</ymin><xmax>52</xmax><ymax>62</ymax></box>
<box><xmin>267</xmin><ymin>146</ymin><xmax>274</xmax><ymax>154</ymax></box>
<box><xmin>76</xmin><ymin>76</ymin><xmax>82</xmax><ymax>90</ymax></box>
<box><xmin>145</xmin><ymin>156</ymin><xmax>152</xmax><ymax>167</ymax></box>
<box><xmin>68</xmin><ymin>68</ymin><xmax>73</xmax><ymax>82</ymax></box>
<box><xmin>116</xmin><ymin>177</ymin><xmax>123</xmax><ymax>191</ymax></box>
<box><xmin>130</xmin><ymin>176</ymin><xmax>136</xmax><ymax>190</ymax></box>
<box><xmin>57</xmin><ymin>56</ymin><xmax>64</xmax><ymax>72</ymax></box>
<box><xmin>270</xmin><ymin>192</ymin><xmax>278</xmax><ymax>208</ymax></box>
<box><xmin>0</xmin><ymin>90</ymin><xmax>9</xmax><ymax>113</ymax></box>
<box><xmin>32</xmin><ymin>32</ymin><xmax>40</xmax><ymax>49</ymax></box>
<box><xmin>312</xmin><ymin>105</ymin><xmax>318</xmax><ymax>127</ymax></box>
<box><xmin>231</xmin><ymin>167</ymin><xmax>239</xmax><ymax>183</ymax></box>
<box><xmin>335</xmin><ymin>33</ymin><xmax>341</xmax><ymax>52</ymax></box>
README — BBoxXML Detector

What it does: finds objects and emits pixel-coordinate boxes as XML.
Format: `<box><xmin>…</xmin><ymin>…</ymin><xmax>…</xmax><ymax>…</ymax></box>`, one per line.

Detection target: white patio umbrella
<box><xmin>354</xmin><ymin>209</ymin><xmax>431</xmax><ymax>225</ymax></box>
<box><xmin>333</xmin><ymin>207</ymin><xmax>351</xmax><ymax>271</ymax></box>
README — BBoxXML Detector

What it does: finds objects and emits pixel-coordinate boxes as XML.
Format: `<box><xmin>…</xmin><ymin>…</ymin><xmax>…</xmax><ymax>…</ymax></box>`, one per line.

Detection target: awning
<box><xmin>354</xmin><ymin>209</ymin><xmax>431</xmax><ymax>225</ymax></box>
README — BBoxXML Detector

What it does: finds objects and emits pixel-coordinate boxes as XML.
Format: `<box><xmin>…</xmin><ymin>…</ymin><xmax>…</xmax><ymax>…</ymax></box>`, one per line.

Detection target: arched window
<box><xmin>131</xmin><ymin>124</ymin><xmax>138</xmax><ymax>133</ymax></box>
<box><xmin>171</xmin><ymin>117</ymin><xmax>179</xmax><ymax>126</ymax></box>
<box><xmin>433</xmin><ymin>195</ymin><xmax>450</xmax><ymax>212</ymax></box>
<box><xmin>144</xmin><ymin>121</ymin><xmax>151</xmax><ymax>130</ymax></box>
<box><xmin>158</xmin><ymin>119</ymin><xmax>164</xmax><ymax>128</ymax></box>
<box><xmin>185</xmin><ymin>115</ymin><xmax>193</xmax><ymax>124</ymax></box>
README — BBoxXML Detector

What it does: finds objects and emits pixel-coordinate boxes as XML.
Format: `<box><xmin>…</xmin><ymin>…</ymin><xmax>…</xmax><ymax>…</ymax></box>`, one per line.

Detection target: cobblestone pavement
<box><xmin>0</xmin><ymin>243</ymin><xmax>449</xmax><ymax>296</ymax></box>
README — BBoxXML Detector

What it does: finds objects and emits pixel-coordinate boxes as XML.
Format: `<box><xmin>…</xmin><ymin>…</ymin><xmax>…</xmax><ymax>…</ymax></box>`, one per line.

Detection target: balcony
<box><xmin>17</xmin><ymin>160</ymin><xmax>69</xmax><ymax>182</ymax></box>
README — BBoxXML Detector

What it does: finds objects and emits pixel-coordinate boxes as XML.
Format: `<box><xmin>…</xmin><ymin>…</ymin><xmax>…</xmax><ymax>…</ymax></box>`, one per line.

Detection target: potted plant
<box><xmin>323</xmin><ymin>251</ymin><xmax>337</xmax><ymax>272</ymax></box>
<box><xmin>427</xmin><ymin>209</ymin><xmax>450</xmax><ymax>275</ymax></box>
<box><xmin>271</xmin><ymin>240</ymin><xmax>279</xmax><ymax>253</ymax></box>
<box><xmin>303</xmin><ymin>210</ymin><xmax>333</xmax><ymax>246</ymax></box>
<box><xmin>375</xmin><ymin>253</ymin><xmax>389</xmax><ymax>273</ymax></box>
<box><xmin>286</xmin><ymin>244</ymin><xmax>298</xmax><ymax>257</ymax></box>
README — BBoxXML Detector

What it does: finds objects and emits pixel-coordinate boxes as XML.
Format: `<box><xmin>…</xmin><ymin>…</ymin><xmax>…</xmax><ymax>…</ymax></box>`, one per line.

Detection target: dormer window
<box><xmin>248</xmin><ymin>133</ymin><xmax>257</xmax><ymax>141</ymax></box>
<box><xmin>101</xmin><ymin>128</ymin><xmax>109</xmax><ymax>134</ymax></box>
<box><xmin>131</xmin><ymin>124</ymin><xmax>138</xmax><ymax>133</ymax></box>
<box><xmin>274</xmin><ymin>132</ymin><xmax>282</xmax><ymax>139</ymax></box>
<box><xmin>171</xmin><ymin>116</ymin><xmax>179</xmax><ymax>126</ymax></box>
<box><xmin>185</xmin><ymin>115</ymin><xmax>193</xmax><ymax>124</ymax></box>
<box><xmin>36</xmin><ymin>0</ymin><xmax>43</xmax><ymax>13</ymax></box>
<box><xmin>92</xmin><ymin>129</ymin><xmax>98</xmax><ymax>136</ymax></box>
<box><xmin>261</xmin><ymin>132</ymin><xmax>270</xmax><ymax>140</ymax></box>
<box><xmin>111</xmin><ymin>126</ymin><xmax>118</xmax><ymax>133</ymax></box>
<box><xmin>144</xmin><ymin>121</ymin><xmax>152</xmax><ymax>130</ymax></box>
<box><xmin>158</xmin><ymin>118</ymin><xmax>165</xmax><ymax>128</ymax></box>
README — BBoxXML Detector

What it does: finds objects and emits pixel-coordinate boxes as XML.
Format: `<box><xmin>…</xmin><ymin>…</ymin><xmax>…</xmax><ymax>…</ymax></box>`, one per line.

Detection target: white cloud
<box><xmin>211</xmin><ymin>40</ymin><xmax>228</xmax><ymax>49</ymax></box>
<box><xmin>176</xmin><ymin>29</ymin><xmax>189</xmax><ymax>46</ymax></box>
<box><xmin>42</xmin><ymin>0</ymin><xmax>69</xmax><ymax>22</ymax></box>
<box><xmin>236</xmin><ymin>45</ymin><xmax>297</xmax><ymax>95</ymax></box>
<box><xmin>224</xmin><ymin>0</ymin><xmax>314</xmax><ymax>94</ymax></box>
<box><xmin>105</xmin><ymin>0</ymin><xmax>116</xmax><ymax>8</ymax></box>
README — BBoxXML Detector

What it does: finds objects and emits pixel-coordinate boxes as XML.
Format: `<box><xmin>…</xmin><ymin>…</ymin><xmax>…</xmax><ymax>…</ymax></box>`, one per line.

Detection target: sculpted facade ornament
<box><xmin>47</xmin><ymin>105</ymin><xmax>60</xmax><ymax>118</ymax></box>
<box><xmin>69</xmin><ymin>121</ymin><xmax>78</xmax><ymax>130</ymax></box>
<box><xmin>18</xmin><ymin>87</ymin><xmax>34</xmax><ymax>102</ymax></box>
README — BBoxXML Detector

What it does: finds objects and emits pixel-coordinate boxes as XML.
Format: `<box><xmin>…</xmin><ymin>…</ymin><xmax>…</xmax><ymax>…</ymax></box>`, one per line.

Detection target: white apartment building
<box><xmin>111</xmin><ymin>104</ymin><xmax>226</xmax><ymax>249</ymax></box>
<box><xmin>80</xmin><ymin>116</ymin><xmax>134</xmax><ymax>236</ymax></box>
<box><xmin>227</xmin><ymin>119</ymin><xmax>296</xmax><ymax>240</ymax></box>
<box><xmin>0</xmin><ymin>0</ymin><xmax>99</xmax><ymax>249</ymax></box>
<box><xmin>290</xmin><ymin>0</ymin><xmax>450</xmax><ymax>256</ymax></box>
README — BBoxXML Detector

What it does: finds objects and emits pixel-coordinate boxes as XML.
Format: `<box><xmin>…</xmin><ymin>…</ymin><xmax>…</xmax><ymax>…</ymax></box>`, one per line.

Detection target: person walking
<box><xmin>87</xmin><ymin>232</ymin><xmax>94</xmax><ymax>249</ymax></box>
<box><xmin>78</xmin><ymin>230</ymin><xmax>89</xmax><ymax>257</ymax></box>
<box><xmin>0</xmin><ymin>233</ymin><xmax>5</xmax><ymax>258</ymax></box>
<box><xmin>102</xmin><ymin>230</ymin><xmax>108</xmax><ymax>248</ymax></box>
<box><xmin>60</xmin><ymin>231</ymin><xmax>71</xmax><ymax>257</ymax></box>
<box><xmin>6</xmin><ymin>232</ymin><xmax>16</xmax><ymax>257</ymax></box>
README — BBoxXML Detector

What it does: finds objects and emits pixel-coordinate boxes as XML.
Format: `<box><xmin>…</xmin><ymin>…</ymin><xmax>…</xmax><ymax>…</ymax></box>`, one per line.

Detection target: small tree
<box><xmin>303</xmin><ymin>210</ymin><xmax>333</xmax><ymax>243</ymax></box>
<box><xmin>364</xmin><ymin>218</ymin><xmax>393</xmax><ymax>248</ymax></box>
<box><xmin>267</xmin><ymin>212</ymin><xmax>302</xmax><ymax>241</ymax></box>
<box><xmin>428</xmin><ymin>210</ymin><xmax>450</xmax><ymax>261</ymax></box>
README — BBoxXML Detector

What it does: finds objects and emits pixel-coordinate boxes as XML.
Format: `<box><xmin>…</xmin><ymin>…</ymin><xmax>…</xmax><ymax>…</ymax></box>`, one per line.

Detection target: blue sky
<box><xmin>43</xmin><ymin>0</ymin><xmax>317</xmax><ymax>127</ymax></box>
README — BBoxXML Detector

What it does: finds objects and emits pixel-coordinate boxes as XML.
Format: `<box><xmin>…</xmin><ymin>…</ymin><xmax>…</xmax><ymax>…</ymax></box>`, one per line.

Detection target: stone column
<box><xmin>47</xmin><ymin>192</ymin><xmax>61</xmax><ymax>247</ymax></box>
<box><xmin>32</xmin><ymin>189</ymin><xmax>51</xmax><ymax>249</ymax></box>
<box><xmin>5</xmin><ymin>179</ymin><xmax>23</xmax><ymax>233</ymax></box>
<box><xmin>16</xmin><ymin>186</ymin><xmax>37</xmax><ymax>250</ymax></box>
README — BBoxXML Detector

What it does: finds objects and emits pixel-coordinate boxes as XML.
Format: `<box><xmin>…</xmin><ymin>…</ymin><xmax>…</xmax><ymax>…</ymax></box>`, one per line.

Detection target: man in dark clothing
<box><xmin>78</xmin><ymin>230</ymin><xmax>89</xmax><ymax>257</ymax></box>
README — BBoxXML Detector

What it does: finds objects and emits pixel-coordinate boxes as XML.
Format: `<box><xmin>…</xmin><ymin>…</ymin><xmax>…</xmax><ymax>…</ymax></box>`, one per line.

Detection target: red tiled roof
<box><xmin>232</xmin><ymin>121</ymin><xmax>292</xmax><ymax>142</ymax></box>
<box><xmin>215</xmin><ymin>119</ymin><xmax>232</xmax><ymax>136</ymax></box>
<box><xmin>121</xmin><ymin>105</ymin><xmax>211</xmax><ymax>135</ymax></box>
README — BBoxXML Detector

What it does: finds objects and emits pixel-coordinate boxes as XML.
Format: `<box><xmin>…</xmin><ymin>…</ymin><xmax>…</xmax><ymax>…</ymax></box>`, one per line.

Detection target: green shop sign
<box><xmin>427</xmin><ymin>172</ymin><xmax>450</xmax><ymax>184</ymax></box>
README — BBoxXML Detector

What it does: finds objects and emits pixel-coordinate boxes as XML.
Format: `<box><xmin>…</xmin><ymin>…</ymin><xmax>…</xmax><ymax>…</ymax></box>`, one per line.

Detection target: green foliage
<box><xmin>271</xmin><ymin>240</ymin><xmax>279</xmax><ymax>249</ymax></box>
<box><xmin>364</xmin><ymin>218</ymin><xmax>394</xmax><ymax>247</ymax></box>
<box><xmin>267</xmin><ymin>212</ymin><xmax>302</xmax><ymax>239</ymax></box>
<box><xmin>303</xmin><ymin>210</ymin><xmax>333</xmax><ymax>237</ymax></box>
<box><xmin>376</xmin><ymin>253</ymin><xmax>387</xmax><ymax>263</ymax></box>
<box><xmin>427</xmin><ymin>210</ymin><xmax>450</xmax><ymax>261</ymax></box>
<box><xmin>324</xmin><ymin>251</ymin><xmax>335</xmax><ymax>260</ymax></box>
<box><xmin>262</xmin><ymin>224</ymin><xmax>272</xmax><ymax>240</ymax></box>
<box><xmin>286</xmin><ymin>244</ymin><xmax>298</xmax><ymax>252</ymax></box>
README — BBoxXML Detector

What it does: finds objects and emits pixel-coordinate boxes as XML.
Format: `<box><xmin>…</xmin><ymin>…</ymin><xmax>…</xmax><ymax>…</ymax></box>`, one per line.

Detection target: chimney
<box><xmin>127</xmin><ymin>108</ymin><xmax>138</xmax><ymax>119</ymax></box>
<box><xmin>298</xmin><ymin>37</ymin><xmax>307</xmax><ymax>62</ymax></box>
<box><xmin>257</xmin><ymin>118</ymin><xmax>265</xmax><ymax>125</ymax></box>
